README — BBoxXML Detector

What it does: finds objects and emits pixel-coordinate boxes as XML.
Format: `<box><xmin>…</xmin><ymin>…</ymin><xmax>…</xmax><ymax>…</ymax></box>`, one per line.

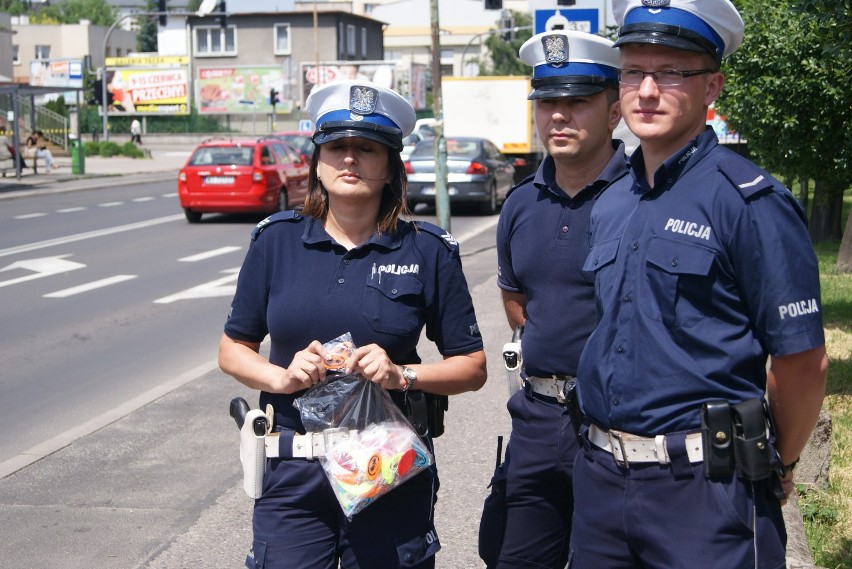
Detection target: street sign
<box><xmin>298</xmin><ymin>119</ymin><xmax>313</xmax><ymax>132</ymax></box>
<box><xmin>534</xmin><ymin>8</ymin><xmax>599</xmax><ymax>34</ymax></box>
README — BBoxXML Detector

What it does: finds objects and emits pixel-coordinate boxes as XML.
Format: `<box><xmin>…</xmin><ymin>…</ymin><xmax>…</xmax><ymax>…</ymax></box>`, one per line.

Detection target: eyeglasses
<box><xmin>617</xmin><ymin>69</ymin><xmax>715</xmax><ymax>87</ymax></box>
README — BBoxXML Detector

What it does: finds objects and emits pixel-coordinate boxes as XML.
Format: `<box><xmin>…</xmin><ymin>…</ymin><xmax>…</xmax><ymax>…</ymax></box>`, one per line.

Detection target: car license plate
<box><xmin>422</xmin><ymin>186</ymin><xmax>435</xmax><ymax>195</ymax></box>
<box><xmin>205</xmin><ymin>176</ymin><xmax>234</xmax><ymax>185</ymax></box>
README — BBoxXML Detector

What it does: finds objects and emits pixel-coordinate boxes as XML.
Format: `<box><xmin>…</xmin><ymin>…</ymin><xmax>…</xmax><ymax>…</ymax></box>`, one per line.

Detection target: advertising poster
<box><xmin>196</xmin><ymin>66</ymin><xmax>291</xmax><ymax>114</ymax></box>
<box><xmin>29</xmin><ymin>59</ymin><xmax>83</xmax><ymax>103</ymax></box>
<box><xmin>300</xmin><ymin>61</ymin><xmax>398</xmax><ymax>108</ymax></box>
<box><xmin>105</xmin><ymin>68</ymin><xmax>189</xmax><ymax>115</ymax></box>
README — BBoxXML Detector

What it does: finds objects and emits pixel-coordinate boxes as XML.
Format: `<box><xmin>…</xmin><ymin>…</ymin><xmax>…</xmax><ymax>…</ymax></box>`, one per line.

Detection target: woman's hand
<box><xmin>283</xmin><ymin>341</ymin><xmax>328</xmax><ymax>391</ymax></box>
<box><xmin>347</xmin><ymin>344</ymin><xmax>405</xmax><ymax>391</ymax></box>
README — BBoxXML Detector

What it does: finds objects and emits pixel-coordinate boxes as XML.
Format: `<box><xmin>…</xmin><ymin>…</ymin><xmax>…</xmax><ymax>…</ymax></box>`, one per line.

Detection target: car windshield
<box><xmin>188</xmin><ymin>146</ymin><xmax>254</xmax><ymax>166</ymax></box>
<box><xmin>410</xmin><ymin>139</ymin><xmax>480</xmax><ymax>159</ymax></box>
<box><xmin>282</xmin><ymin>135</ymin><xmax>311</xmax><ymax>149</ymax></box>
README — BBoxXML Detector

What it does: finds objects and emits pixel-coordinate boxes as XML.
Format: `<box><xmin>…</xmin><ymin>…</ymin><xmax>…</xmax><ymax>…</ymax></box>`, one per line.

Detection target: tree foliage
<box><xmin>30</xmin><ymin>0</ymin><xmax>118</xmax><ymax>26</ymax></box>
<box><xmin>0</xmin><ymin>0</ymin><xmax>29</xmax><ymax>16</ymax></box>
<box><xmin>136</xmin><ymin>0</ymin><xmax>159</xmax><ymax>53</ymax></box>
<box><xmin>475</xmin><ymin>10</ymin><xmax>533</xmax><ymax>76</ymax></box>
<box><xmin>717</xmin><ymin>0</ymin><xmax>852</xmax><ymax>242</ymax></box>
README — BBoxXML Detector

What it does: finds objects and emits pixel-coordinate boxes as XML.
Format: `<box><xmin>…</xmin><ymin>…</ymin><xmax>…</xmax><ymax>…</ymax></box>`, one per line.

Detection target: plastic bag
<box><xmin>293</xmin><ymin>347</ymin><xmax>434</xmax><ymax>518</ymax></box>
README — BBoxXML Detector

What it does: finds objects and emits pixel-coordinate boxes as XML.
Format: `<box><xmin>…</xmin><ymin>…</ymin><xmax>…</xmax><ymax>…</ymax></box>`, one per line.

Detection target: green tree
<box><xmin>474</xmin><ymin>10</ymin><xmax>533</xmax><ymax>76</ymax></box>
<box><xmin>717</xmin><ymin>0</ymin><xmax>852</xmax><ymax>244</ymax></box>
<box><xmin>31</xmin><ymin>0</ymin><xmax>118</xmax><ymax>26</ymax></box>
<box><xmin>0</xmin><ymin>1</ymin><xmax>29</xmax><ymax>15</ymax></box>
<box><xmin>136</xmin><ymin>0</ymin><xmax>159</xmax><ymax>53</ymax></box>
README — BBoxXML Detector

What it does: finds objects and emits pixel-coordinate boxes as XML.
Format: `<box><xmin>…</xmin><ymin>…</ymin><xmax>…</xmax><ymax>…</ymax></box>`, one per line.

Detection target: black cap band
<box><xmin>312</xmin><ymin>120</ymin><xmax>404</xmax><ymax>152</ymax></box>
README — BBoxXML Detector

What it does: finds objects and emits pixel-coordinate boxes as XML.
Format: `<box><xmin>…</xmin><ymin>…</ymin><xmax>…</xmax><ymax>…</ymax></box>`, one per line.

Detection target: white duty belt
<box><xmin>526</xmin><ymin>375</ymin><xmax>574</xmax><ymax>402</ymax></box>
<box><xmin>588</xmin><ymin>424</ymin><xmax>704</xmax><ymax>467</ymax></box>
<box><xmin>264</xmin><ymin>428</ymin><xmax>358</xmax><ymax>460</ymax></box>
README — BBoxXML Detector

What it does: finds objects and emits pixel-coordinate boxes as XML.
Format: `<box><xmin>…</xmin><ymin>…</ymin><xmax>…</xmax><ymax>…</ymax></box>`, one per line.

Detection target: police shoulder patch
<box><xmin>413</xmin><ymin>221</ymin><xmax>459</xmax><ymax>252</ymax></box>
<box><xmin>717</xmin><ymin>154</ymin><xmax>774</xmax><ymax>201</ymax></box>
<box><xmin>251</xmin><ymin>210</ymin><xmax>302</xmax><ymax>241</ymax></box>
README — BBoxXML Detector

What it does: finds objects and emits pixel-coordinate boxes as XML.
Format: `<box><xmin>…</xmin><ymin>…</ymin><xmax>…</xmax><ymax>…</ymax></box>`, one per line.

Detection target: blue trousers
<box><xmin>569</xmin><ymin>435</ymin><xmax>786</xmax><ymax>569</ymax></box>
<box><xmin>247</xmin><ymin>444</ymin><xmax>440</xmax><ymax>569</ymax></box>
<box><xmin>490</xmin><ymin>385</ymin><xmax>579</xmax><ymax>568</ymax></box>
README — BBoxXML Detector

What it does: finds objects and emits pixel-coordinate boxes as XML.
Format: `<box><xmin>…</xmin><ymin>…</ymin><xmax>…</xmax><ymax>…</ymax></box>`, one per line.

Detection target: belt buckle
<box><xmin>554</xmin><ymin>378</ymin><xmax>566</xmax><ymax>404</ymax></box>
<box><xmin>608</xmin><ymin>430</ymin><xmax>630</xmax><ymax>468</ymax></box>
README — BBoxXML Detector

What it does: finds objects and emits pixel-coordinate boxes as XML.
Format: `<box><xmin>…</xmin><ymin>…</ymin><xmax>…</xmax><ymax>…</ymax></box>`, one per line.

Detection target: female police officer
<box><xmin>218</xmin><ymin>80</ymin><xmax>487</xmax><ymax>569</ymax></box>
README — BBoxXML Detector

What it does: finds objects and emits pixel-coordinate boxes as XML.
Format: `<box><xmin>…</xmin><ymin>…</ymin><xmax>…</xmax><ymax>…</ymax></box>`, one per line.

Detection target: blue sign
<box><xmin>534</xmin><ymin>8</ymin><xmax>600</xmax><ymax>34</ymax></box>
<box><xmin>298</xmin><ymin>119</ymin><xmax>313</xmax><ymax>132</ymax></box>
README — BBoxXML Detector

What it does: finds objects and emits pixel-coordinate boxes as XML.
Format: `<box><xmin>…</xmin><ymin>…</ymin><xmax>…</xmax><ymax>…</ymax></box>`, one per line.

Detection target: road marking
<box><xmin>58</xmin><ymin>207</ymin><xmax>87</xmax><ymax>213</ymax></box>
<box><xmin>0</xmin><ymin>214</ymin><xmax>184</xmax><ymax>259</ymax></box>
<box><xmin>179</xmin><ymin>246</ymin><xmax>242</xmax><ymax>262</ymax></box>
<box><xmin>132</xmin><ymin>197</ymin><xmax>155</xmax><ymax>202</ymax></box>
<box><xmin>154</xmin><ymin>268</ymin><xmax>239</xmax><ymax>304</ymax></box>
<box><xmin>162</xmin><ymin>193</ymin><xmax>178</xmax><ymax>198</ymax></box>
<box><xmin>98</xmin><ymin>201</ymin><xmax>124</xmax><ymax>207</ymax></box>
<box><xmin>0</xmin><ymin>255</ymin><xmax>86</xmax><ymax>288</ymax></box>
<box><xmin>13</xmin><ymin>213</ymin><xmax>47</xmax><ymax>219</ymax></box>
<box><xmin>44</xmin><ymin>274</ymin><xmax>138</xmax><ymax>298</ymax></box>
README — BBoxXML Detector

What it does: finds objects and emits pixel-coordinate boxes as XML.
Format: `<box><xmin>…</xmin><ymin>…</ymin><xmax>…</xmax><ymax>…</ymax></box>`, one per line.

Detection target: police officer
<box><xmin>572</xmin><ymin>1</ymin><xmax>828</xmax><ymax>567</ymax></box>
<box><xmin>478</xmin><ymin>31</ymin><xmax>630</xmax><ymax>568</ymax></box>
<box><xmin>218</xmin><ymin>80</ymin><xmax>487</xmax><ymax>569</ymax></box>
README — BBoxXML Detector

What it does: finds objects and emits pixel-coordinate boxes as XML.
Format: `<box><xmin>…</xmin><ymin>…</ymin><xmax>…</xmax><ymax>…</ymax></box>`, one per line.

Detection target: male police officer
<box><xmin>572</xmin><ymin>1</ymin><xmax>828</xmax><ymax>567</ymax></box>
<box><xmin>479</xmin><ymin>31</ymin><xmax>630</xmax><ymax>569</ymax></box>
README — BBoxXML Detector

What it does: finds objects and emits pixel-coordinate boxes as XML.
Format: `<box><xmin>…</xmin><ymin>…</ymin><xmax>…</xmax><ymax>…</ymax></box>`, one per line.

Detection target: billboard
<box><xmin>29</xmin><ymin>59</ymin><xmax>83</xmax><ymax>103</ymax></box>
<box><xmin>195</xmin><ymin>66</ymin><xmax>291</xmax><ymax>114</ymax></box>
<box><xmin>105</xmin><ymin>68</ymin><xmax>189</xmax><ymax>115</ymax></box>
<box><xmin>299</xmin><ymin>61</ymin><xmax>427</xmax><ymax>111</ymax></box>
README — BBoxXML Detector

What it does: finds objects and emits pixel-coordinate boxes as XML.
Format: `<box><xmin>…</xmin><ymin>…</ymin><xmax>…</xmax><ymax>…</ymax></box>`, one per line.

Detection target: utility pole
<box><xmin>430</xmin><ymin>0</ymin><xmax>450</xmax><ymax>232</ymax></box>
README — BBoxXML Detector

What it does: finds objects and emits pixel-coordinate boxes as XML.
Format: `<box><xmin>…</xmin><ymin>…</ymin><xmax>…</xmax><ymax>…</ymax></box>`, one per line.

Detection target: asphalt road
<box><xmin>0</xmin><ymin>179</ymin><xmax>513</xmax><ymax>568</ymax></box>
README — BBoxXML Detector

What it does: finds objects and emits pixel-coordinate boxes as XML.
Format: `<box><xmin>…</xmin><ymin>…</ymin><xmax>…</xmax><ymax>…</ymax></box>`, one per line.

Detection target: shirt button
<box><xmin>667</xmin><ymin>178</ymin><xmax>673</xmax><ymax>184</ymax></box>
<box><xmin>561</xmin><ymin>225</ymin><xmax>569</xmax><ymax>233</ymax></box>
<box><xmin>623</xmin><ymin>293</ymin><xmax>632</xmax><ymax>302</ymax></box>
<box><xmin>338</xmin><ymin>278</ymin><xmax>345</xmax><ymax>284</ymax></box>
<box><xmin>671</xmin><ymin>258</ymin><xmax>679</xmax><ymax>267</ymax></box>
<box><xmin>616</xmin><ymin>344</ymin><xmax>625</xmax><ymax>353</ymax></box>
<box><xmin>613</xmin><ymin>397</ymin><xmax>620</xmax><ymax>406</ymax></box>
<box><xmin>391</xmin><ymin>288</ymin><xmax>398</xmax><ymax>294</ymax></box>
<box><xmin>343</xmin><ymin>259</ymin><xmax>350</xmax><ymax>265</ymax></box>
<box><xmin>632</xmin><ymin>242</ymin><xmax>639</xmax><ymax>251</ymax></box>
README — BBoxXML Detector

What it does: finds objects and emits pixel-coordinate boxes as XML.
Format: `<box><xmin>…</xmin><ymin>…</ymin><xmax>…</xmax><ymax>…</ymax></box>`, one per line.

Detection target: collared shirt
<box><xmin>578</xmin><ymin>127</ymin><xmax>825</xmax><ymax>435</ymax></box>
<box><xmin>496</xmin><ymin>141</ymin><xmax>631</xmax><ymax>377</ymax></box>
<box><xmin>225</xmin><ymin>213</ymin><xmax>483</xmax><ymax>430</ymax></box>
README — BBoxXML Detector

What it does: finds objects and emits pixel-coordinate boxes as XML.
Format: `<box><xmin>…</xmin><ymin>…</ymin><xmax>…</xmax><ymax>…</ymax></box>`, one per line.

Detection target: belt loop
<box><xmin>654</xmin><ymin>435</ymin><xmax>668</xmax><ymax>465</ymax></box>
<box><xmin>278</xmin><ymin>430</ymin><xmax>296</xmax><ymax>459</ymax></box>
<box><xmin>666</xmin><ymin>432</ymin><xmax>694</xmax><ymax>479</ymax></box>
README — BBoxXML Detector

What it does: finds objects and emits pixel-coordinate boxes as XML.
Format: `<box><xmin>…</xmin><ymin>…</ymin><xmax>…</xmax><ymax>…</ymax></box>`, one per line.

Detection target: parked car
<box><xmin>405</xmin><ymin>137</ymin><xmax>516</xmax><ymax>215</ymax></box>
<box><xmin>273</xmin><ymin>131</ymin><xmax>316</xmax><ymax>163</ymax></box>
<box><xmin>400</xmin><ymin>133</ymin><xmax>421</xmax><ymax>161</ymax></box>
<box><xmin>178</xmin><ymin>136</ymin><xmax>310</xmax><ymax>223</ymax></box>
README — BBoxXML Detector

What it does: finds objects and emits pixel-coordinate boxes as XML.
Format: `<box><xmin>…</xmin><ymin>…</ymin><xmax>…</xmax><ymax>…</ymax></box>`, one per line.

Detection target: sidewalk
<box><xmin>0</xmin><ymin>146</ymin><xmax>192</xmax><ymax>199</ymax></box>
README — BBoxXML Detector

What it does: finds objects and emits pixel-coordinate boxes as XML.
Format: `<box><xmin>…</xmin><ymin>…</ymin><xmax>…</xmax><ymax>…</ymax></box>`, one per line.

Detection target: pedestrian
<box><xmin>571</xmin><ymin>1</ymin><xmax>828</xmax><ymax>568</ymax></box>
<box><xmin>218</xmin><ymin>80</ymin><xmax>487</xmax><ymax>569</ymax></box>
<box><xmin>130</xmin><ymin>119</ymin><xmax>142</xmax><ymax>144</ymax></box>
<box><xmin>477</xmin><ymin>31</ymin><xmax>630</xmax><ymax>569</ymax></box>
<box><xmin>26</xmin><ymin>130</ymin><xmax>55</xmax><ymax>174</ymax></box>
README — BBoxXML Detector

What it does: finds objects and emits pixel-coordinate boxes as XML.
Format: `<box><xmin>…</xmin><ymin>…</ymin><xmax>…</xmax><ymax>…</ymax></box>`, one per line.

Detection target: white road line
<box><xmin>14</xmin><ymin>213</ymin><xmax>47</xmax><ymax>219</ymax></box>
<box><xmin>162</xmin><ymin>192</ymin><xmax>178</xmax><ymax>198</ymax></box>
<box><xmin>0</xmin><ymin>214</ymin><xmax>184</xmax><ymax>259</ymax></box>
<box><xmin>98</xmin><ymin>202</ymin><xmax>124</xmax><ymax>207</ymax></box>
<box><xmin>43</xmin><ymin>274</ymin><xmax>138</xmax><ymax>298</ymax></box>
<box><xmin>132</xmin><ymin>197</ymin><xmax>155</xmax><ymax>202</ymax></box>
<box><xmin>57</xmin><ymin>207</ymin><xmax>88</xmax><ymax>213</ymax></box>
<box><xmin>179</xmin><ymin>246</ymin><xmax>242</xmax><ymax>262</ymax></box>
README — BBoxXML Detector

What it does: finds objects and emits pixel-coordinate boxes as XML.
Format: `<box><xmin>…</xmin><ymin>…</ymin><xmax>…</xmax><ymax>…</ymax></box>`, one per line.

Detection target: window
<box><xmin>12</xmin><ymin>45</ymin><xmax>19</xmax><ymax>64</ymax></box>
<box><xmin>274</xmin><ymin>23</ymin><xmax>291</xmax><ymax>55</ymax></box>
<box><xmin>361</xmin><ymin>28</ymin><xmax>367</xmax><ymax>57</ymax></box>
<box><xmin>35</xmin><ymin>45</ymin><xmax>51</xmax><ymax>60</ymax></box>
<box><xmin>195</xmin><ymin>26</ymin><xmax>237</xmax><ymax>56</ymax></box>
<box><xmin>346</xmin><ymin>24</ymin><xmax>356</xmax><ymax>56</ymax></box>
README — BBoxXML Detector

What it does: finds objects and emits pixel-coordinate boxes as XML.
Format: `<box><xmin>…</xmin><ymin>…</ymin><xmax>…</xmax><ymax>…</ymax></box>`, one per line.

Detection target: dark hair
<box><xmin>302</xmin><ymin>143</ymin><xmax>410</xmax><ymax>234</ymax></box>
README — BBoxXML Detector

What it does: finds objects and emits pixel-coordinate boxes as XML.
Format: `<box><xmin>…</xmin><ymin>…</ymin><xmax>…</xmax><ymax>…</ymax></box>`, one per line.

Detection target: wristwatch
<box><xmin>401</xmin><ymin>365</ymin><xmax>418</xmax><ymax>392</ymax></box>
<box><xmin>781</xmin><ymin>457</ymin><xmax>800</xmax><ymax>476</ymax></box>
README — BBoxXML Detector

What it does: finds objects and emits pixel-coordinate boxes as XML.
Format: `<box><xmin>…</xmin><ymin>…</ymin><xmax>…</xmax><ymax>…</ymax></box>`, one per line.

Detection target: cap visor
<box><xmin>313</xmin><ymin>128</ymin><xmax>402</xmax><ymax>151</ymax></box>
<box><xmin>613</xmin><ymin>32</ymin><xmax>705</xmax><ymax>54</ymax></box>
<box><xmin>529</xmin><ymin>83</ymin><xmax>606</xmax><ymax>99</ymax></box>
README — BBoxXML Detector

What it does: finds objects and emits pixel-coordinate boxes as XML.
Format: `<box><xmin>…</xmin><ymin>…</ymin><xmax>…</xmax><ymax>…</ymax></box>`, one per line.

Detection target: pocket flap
<box><xmin>646</xmin><ymin>238</ymin><xmax>715</xmax><ymax>276</ymax></box>
<box><xmin>583</xmin><ymin>237</ymin><xmax>620</xmax><ymax>272</ymax></box>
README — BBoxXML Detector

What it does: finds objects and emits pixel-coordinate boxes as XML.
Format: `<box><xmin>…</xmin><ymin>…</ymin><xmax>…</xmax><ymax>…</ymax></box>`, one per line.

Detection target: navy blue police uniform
<box><xmin>493</xmin><ymin>148</ymin><xmax>630</xmax><ymax>567</ymax></box>
<box><xmin>225</xmin><ymin>212</ymin><xmax>482</xmax><ymax>569</ymax></box>
<box><xmin>479</xmin><ymin>30</ymin><xmax>630</xmax><ymax>569</ymax></box>
<box><xmin>573</xmin><ymin>130</ymin><xmax>825</xmax><ymax>566</ymax></box>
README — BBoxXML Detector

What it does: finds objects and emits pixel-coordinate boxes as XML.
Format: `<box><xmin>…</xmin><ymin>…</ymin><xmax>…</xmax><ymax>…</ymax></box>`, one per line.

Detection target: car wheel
<box><xmin>479</xmin><ymin>182</ymin><xmax>498</xmax><ymax>215</ymax></box>
<box><xmin>277</xmin><ymin>187</ymin><xmax>289</xmax><ymax>211</ymax></box>
<box><xmin>184</xmin><ymin>208</ymin><xmax>202</xmax><ymax>223</ymax></box>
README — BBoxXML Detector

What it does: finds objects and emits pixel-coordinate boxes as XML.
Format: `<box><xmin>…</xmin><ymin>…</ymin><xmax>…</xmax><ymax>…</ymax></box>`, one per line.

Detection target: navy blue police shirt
<box><xmin>496</xmin><ymin>142</ymin><xmax>630</xmax><ymax>377</ymax></box>
<box><xmin>578</xmin><ymin>127</ymin><xmax>825</xmax><ymax>435</ymax></box>
<box><xmin>224</xmin><ymin>212</ymin><xmax>483</xmax><ymax>431</ymax></box>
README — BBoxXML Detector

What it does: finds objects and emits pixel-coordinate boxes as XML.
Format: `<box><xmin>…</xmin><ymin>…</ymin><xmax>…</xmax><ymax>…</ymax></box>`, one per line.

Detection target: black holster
<box><xmin>731</xmin><ymin>398</ymin><xmax>775</xmax><ymax>481</ymax></box>
<box><xmin>562</xmin><ymin>379</ymin><xmax>583</xmax><ymax>442</ymax></box>
<box><xmin>402</xmin><ymin>391</ymin><xmax>448</xmax><ymax>438</ymax></box>
<box><xmin>701</xmin><ymin>400</ymin><xmax>734</xmax><ymax>478</ymax></box>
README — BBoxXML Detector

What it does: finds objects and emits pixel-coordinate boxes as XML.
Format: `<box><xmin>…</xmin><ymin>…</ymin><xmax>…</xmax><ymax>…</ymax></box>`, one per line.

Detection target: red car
<box><xmin>273</xmin><ymin>131</ymin><xmax>316</xmax><ymax>163</ymax></box>
<box><xmin>178</xmin><ymin>137</ymin><xmax>310</xmax><ymax>223</ymax></box>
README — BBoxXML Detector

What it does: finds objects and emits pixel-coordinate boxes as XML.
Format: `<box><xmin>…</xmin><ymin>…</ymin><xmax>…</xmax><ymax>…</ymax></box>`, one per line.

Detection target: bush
<box><xmin>99</xmin><ymin>141</ymin><xmax>121</xmax><ymax>157</ymax></box>
<box><xmin>120</xmin><ymin>142</ymin><xmax>145</xmax><ymax>158</ymax></box>
<box><xmin>85</xmin><ymin>141</ymin><xmax>101</xmax><ymax>156</ymax></box>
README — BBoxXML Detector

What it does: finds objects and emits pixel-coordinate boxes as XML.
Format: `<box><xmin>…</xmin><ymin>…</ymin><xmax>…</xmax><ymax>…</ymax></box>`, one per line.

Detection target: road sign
<box><xmin>534</xmin><ymin>8</ymin><xmax>600</xmax><ymax>34</ymax></box>
<box><xmin>298</xmin><ymin>119</ymin><xmax>313</xmax><ymax>132</ymax></box>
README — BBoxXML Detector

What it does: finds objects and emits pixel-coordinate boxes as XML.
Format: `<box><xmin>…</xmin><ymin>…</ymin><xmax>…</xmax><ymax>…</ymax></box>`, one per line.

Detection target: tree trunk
<box><xmin>809</xmin><ymin>178</ymin><xmax>843</xmax><ymax>243</ymax></box>
<box><xmin>799</xmin><ymin>176</ymin><xmax>809</xmax><ymax>213</ymax></box>
<box><xmin>837</xmin><ymin>208</ymin><xmax>852</xmax><ymax>272</ymax></box>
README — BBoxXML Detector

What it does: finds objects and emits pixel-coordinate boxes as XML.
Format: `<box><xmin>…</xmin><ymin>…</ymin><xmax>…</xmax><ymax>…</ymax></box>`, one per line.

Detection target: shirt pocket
<box><xmin>583</xmin><ymin>237</ymin><xmax>621</xmax><ymax>306</ymax></box>
<box><xmin>363</xmin><ymin>275</ymin><xmax>425</xmax><ymax>336</ymax></box>
<box><xmin>643</xmin><ymin>237</ymin><xmax>716</xmax><ymax>328</ymax></box>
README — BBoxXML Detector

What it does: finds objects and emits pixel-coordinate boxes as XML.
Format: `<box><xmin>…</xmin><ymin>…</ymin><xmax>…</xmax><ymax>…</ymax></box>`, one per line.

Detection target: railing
<box><xmin>0</xmin><ymin>95</ymin><xmax>70</xmax><ymax>151</ymax></box>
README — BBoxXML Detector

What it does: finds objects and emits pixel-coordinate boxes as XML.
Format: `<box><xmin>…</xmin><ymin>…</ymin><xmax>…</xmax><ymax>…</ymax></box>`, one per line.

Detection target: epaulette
<box><xmin>717</xmin><ymin>154</ymin><xmax>774</xmax><ymax>201</ymax></box>
<box><xmin>251</xmin><ymin>210</ymin><xmax>302</xmax><ymax>241</ymax></box>
<box><xmin>413</xmin><ymin>221</ymin><xmax>459</xmax><ymax>252</ymax></box>
<box><xmin>506</xmin><ymin>172</ymin><xmax>535</xmax><ymax>200</ymax></box>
